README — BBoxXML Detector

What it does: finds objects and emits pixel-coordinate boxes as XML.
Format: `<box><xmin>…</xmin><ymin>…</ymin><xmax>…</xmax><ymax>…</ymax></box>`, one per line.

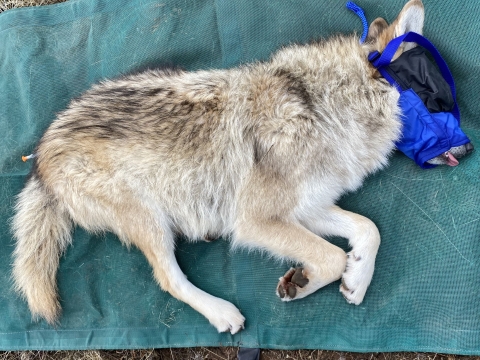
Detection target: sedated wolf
<box><xmin>11</xmin><ymin>0</ymin><xmax>470</xmax><ymax>334</ymax></box>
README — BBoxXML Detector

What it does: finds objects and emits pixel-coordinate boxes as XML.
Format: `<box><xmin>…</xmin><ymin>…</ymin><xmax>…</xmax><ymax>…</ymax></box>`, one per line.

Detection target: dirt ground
<box><xmin>1</xmin><ymin>1</ymin><xmax>479</xmax><ymax>360</ymax></box>
<box><xmin>0</xmin><ymin>349</ymin><xmax>479</xmax><ymax>360</ymax></box>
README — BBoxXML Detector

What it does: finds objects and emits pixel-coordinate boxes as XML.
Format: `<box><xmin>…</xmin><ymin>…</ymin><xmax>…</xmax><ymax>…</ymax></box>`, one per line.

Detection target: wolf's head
<box><xmin>365</xmin><ymin>0</ymin><xmax>474</xmax><ymax>166</ymax></box>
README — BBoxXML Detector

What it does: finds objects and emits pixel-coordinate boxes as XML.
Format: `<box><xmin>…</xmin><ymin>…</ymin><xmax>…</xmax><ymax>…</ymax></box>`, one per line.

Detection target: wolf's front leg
<box><xmin>234</xmin><ymin>219</ymin><xmax>347</xmax><ymax>301</ymax></box>
<box><xmin>302</xmin><ymin>205</ymin><xmax>381</xmax><ymax>305</ymax></box>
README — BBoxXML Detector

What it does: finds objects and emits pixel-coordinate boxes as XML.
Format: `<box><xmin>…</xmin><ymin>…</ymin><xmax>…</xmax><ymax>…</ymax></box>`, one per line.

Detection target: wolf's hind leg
<box><xmin>303</xmin><ymin>205</ymin><xmax>381</xmax><ymax>305</ymax></box>
<box><xmin>115</xmin><ymin>203</ymin><xmax>245</xmax><ymax>334</ymax></box>
<box><xmin>234</xmin><ymin>219</ymin><xmax>347</xmax><ymax>301</ymax></box>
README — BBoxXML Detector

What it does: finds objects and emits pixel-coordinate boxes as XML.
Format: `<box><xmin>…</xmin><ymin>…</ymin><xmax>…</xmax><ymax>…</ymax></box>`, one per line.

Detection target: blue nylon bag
<box><xmin>370</xmin><ymin>32</ymin><xmax>471</xmax><ymax>169</ymax></box>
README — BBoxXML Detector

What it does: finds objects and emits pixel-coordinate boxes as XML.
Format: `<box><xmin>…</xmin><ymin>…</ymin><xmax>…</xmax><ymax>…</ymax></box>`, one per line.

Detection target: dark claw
<box><xmin>291</xmin><ymin>268</ymin><xmax>309</xmax><ymax>288</ymax></box>
<box><xmin>203</xmin><ymin>234</ymin><xmax>217</xmax><ymax>242</ymax></box>
<box><xmin>277</xmin><ymin>281</ymin><xmax>297</xmax><ymax>299</ymax></box>
<box><xmin>287</xmin><ymin>284</ymin><xmax>297</xmax><ymax>298</ymax></box>
<box><xmin>283</xmin><ymin>268</ymin><xmax>296</xmax><ymax>280</ymax></box>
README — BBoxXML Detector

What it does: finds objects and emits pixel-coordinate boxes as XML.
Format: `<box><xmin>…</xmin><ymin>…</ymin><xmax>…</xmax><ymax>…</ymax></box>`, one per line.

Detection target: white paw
<box><xmin>339</xmin><ymin>250</ymin><xmax>375</xmax><ymax>305</ymax></box>
<box><xmin>205</xmin><ymin>299</ymin><xmax>245</xmax><ymax>334</ymax></box>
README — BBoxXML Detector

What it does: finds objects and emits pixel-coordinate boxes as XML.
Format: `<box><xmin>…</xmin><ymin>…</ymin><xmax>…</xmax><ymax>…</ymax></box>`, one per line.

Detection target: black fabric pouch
<box><xmin>384</xmin><ymin>46</ymin><xmax>454</xmax><ymax>113</ymax></box>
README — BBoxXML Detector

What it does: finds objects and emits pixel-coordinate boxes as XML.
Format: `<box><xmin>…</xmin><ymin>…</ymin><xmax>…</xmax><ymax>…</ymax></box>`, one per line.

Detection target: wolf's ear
<box><xmin>366</xmin><ymin>17</ymin><xmax>388</xmax><ymax>43</ymax></box>
<box><xmin>394</xmin><ymin>0</ymin><xmax>424</xmax><ymax>38</ymax></box>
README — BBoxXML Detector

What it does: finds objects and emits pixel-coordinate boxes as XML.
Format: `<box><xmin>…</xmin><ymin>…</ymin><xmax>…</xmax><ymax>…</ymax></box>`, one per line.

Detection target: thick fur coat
<box><xmin>12</xmin><ymin>1</ymin><xmax>425</xmax><ymax>334</ymax></box>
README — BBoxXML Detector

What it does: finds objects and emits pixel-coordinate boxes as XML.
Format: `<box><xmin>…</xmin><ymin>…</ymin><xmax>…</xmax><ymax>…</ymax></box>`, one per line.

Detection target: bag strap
<box><xmin>370</xmin><ymin>32</ymin><xmax>460</xmax><ymax>121</ymax></box>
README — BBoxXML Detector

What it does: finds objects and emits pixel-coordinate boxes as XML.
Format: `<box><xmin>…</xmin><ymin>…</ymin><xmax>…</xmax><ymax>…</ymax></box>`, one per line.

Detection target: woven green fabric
<box><xmin>0</xmin><ymin>0</ymin><xmax>479</xmax><ymax>353</ymax></box>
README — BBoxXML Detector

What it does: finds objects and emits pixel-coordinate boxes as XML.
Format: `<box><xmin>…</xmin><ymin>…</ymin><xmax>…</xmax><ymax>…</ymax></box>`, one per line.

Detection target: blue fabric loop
<box><xmin>346</xmin><ymin>1</ymin><xmax>369</xmax><ymax>43</ymax></box>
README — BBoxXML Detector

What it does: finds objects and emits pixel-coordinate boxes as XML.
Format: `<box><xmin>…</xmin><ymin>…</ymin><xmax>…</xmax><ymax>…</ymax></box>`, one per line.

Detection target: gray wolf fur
<box><xmin>13</xmin><ymin>1</ymin><xmax>433</xmax><ymax>334</ymax></box>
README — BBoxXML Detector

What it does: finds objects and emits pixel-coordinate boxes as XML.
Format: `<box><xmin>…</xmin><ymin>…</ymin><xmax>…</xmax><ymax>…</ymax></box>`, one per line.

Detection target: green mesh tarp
<box><xmin>0</xmin><ymin>0</ymin><xmax>479</xmax><ymax>353</ymax></box>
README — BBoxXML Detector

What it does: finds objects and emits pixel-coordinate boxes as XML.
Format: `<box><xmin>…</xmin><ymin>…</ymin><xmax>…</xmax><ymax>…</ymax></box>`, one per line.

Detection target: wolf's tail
<box><xmin>11</xmin><ymin>174</ymin><xmax>72</xmax><ymax>324</ymax></box>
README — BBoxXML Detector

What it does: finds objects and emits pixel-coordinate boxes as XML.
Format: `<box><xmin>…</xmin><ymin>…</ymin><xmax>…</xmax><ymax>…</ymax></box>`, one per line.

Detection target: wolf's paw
<box><xmin>207</xmin><ymin>300</ymin><xmax>245</xmax><ymax>334</ymax></box>
<box><xmin>339</xmin><ymin>251</ymin><xmax>373</xmax><ymax>305</ymax></box>
<box><xmin>276</xmin><ymin>267</ymin><xmax>309</xmax><ymax>301</ymax></box>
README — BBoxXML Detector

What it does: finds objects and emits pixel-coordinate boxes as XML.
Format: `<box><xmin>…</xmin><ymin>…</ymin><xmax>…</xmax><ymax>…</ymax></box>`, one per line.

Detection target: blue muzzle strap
<box><xmin>369</xmin><ymin>32</ymin><xmax>470</xmax><ymax>168</ymax></box>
